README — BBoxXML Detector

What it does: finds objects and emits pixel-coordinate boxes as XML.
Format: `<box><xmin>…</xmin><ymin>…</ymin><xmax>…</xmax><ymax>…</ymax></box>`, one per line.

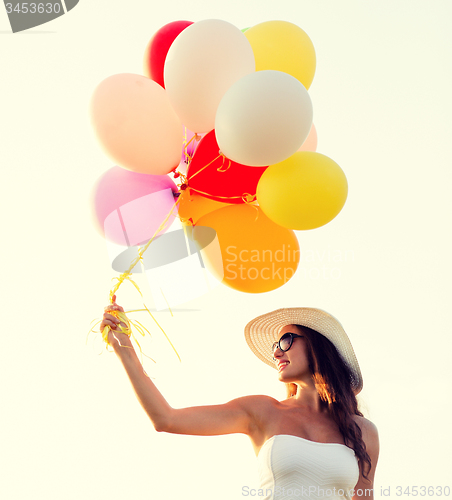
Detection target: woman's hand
<box><xmin>100</xmin><ymin>295</ymin><xmax>132</xmax><ymax>350</ymax></box>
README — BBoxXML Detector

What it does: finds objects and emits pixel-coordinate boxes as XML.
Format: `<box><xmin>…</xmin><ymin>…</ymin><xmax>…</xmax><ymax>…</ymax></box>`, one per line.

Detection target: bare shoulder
<box><xmin>353</xmin><ymin>415</ymin><xmax>379</xmax><ymax>439</ymax></box>
<box><xmin>233</xmin><ymin>394</ymin><xmax>280</xmax><ymax>432</ymax></box>
<box><xmin>352</xmin><ymin>416</ymin><xmax>380</xmax><ymax>494</ymax></box>
<box><xmin>353</xmin><ymin>415</ymin><xmax>380</xmax><ymax>457</ymax></box>
<box><xmin>234</xmin><ymin>394</ymin><xmax>279</xmax><ymax>413</ymax></box>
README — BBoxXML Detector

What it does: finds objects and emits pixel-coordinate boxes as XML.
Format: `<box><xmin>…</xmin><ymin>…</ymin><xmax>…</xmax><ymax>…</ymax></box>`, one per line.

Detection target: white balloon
<box><xmin>164</xmin><ymin>19</ymin><xmax>255</xmax><ymax>133</ymax></box>
<box><xmin>215</xmin><ymin>70</ymin><xmax>313</xmax><ymax>166</ymax></box>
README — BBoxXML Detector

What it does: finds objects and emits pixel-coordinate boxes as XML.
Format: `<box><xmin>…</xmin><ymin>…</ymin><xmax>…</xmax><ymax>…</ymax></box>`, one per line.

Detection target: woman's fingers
<box><xmin>100</xmin><ymin>319</ymin><xmax>116</xmax><ymax>331</ymax></box>
<box><xmin>100</xmin><ymin>312</ymin><xmax>119</xmax><ymax>331</ymax></box>
<box><xmin>104</xmin><ymin>313</ymin><xmax>119</xmax><ymax>322</ymax></box>
<box><xmin>100</xmin><ymin>312</ymin><xmax>129</xmax><ymax>334</ymax></box>
<box><xmin>100</xmin><ymin>298</ymin><xmax>127</xmax><ymax>335</ymax></box>
<box><xmin>104</xmin><ymin>304</ymin><xmax>125</xmax><ymax>313</ymax></box>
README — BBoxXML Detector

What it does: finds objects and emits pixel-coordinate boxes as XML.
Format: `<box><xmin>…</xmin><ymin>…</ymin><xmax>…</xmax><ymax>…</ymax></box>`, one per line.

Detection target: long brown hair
<box><xmin>286</xmin><ymin>325</ymin><xmax>372</xmax><ymax>479</ymax></box>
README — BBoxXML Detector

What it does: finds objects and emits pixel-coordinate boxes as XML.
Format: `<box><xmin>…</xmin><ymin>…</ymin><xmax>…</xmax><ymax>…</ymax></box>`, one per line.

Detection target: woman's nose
<box><xmin>273</xmin><ymin>347</ymin><xmax>283</xmax><ymax>359</ymax></box>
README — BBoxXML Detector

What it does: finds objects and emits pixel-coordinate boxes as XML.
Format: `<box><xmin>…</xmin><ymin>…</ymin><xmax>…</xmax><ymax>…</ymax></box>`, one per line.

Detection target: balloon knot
<box><xmin>179</xmin><ymin>216</ymin><xmax>194</xmax><ymax>226</ymax></box>
<box><xmin>242</xmin><ymin>193</ymin><xmax>256</xmax><ymax>204</ymax></box>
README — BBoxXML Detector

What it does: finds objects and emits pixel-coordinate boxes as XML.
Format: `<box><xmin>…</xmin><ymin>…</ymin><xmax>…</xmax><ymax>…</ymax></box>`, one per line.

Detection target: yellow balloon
<box><xmin>256</xmin><ymin>152</ymin><xmax>348</xmax><ymax>230</ymax></box>
<box><xmin>192</xmin><ymin>204</ymin><xmax>300</xmax><ymax>293</ymax></box>
<box><xmin>178</xmin><ymin>189</ymin><xmax>232</xmax><ymax>225</ymax></box>
<box><xmin>245</xmin><ymin>21</ymin><xmax>316</xmax><ymax>90</ymax></box>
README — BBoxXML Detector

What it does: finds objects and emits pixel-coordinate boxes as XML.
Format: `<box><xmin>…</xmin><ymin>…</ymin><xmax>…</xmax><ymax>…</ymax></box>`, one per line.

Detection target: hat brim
<box><xmin>244</xmin><ymin>308</ymin><xmax>363</xmax><ymax>394</ymax></box>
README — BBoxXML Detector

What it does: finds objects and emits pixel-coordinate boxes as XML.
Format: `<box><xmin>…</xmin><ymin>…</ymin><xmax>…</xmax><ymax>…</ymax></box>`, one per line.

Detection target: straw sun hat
<box><xmin>244</xmin><ymin>308</ymin><xmax>363</xmax><ymax>394</ymax></box>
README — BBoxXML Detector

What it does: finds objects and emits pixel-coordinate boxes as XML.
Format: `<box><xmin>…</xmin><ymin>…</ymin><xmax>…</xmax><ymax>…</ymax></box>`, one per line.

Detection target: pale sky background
<box><xmin>1</xmin><ymin>1</ymin><xmax>451</xmax><ymax>499</ymax></box>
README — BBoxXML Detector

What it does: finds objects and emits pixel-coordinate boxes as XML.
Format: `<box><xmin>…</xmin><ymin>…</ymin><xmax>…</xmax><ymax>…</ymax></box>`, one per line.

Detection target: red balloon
<box><xmin>143</xmin><ymin>20</ymin><xmax>193</xmax><ymax>88</ymax></box>
<box><xmin>187</xmin><ymin>130</ymin><xmax>268</xmax><ymax>204</ymax></box>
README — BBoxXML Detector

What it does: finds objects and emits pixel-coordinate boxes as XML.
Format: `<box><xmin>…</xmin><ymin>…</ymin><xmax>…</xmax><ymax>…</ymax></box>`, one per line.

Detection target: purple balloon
<box><xmin>91</xmin><ymin>166</ymin><xmax>179</xmax><ymax>246</ymax></box>
<box><xmin>178</xmin><ymin>130</ymin><xmax>204</xmax><ymax>174</ymax></box>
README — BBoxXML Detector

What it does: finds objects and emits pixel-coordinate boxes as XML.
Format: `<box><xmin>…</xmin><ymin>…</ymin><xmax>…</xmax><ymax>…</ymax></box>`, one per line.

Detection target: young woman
<box><xmin>101</xmin><ymin>302</ymin><xmax>379</xmax><ymax>500</ymax></box>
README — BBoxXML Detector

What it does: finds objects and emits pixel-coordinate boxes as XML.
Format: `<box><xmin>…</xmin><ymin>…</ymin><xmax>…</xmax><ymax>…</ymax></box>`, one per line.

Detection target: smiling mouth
<box><xmin>278</xmin><ymin>362</ymin><xmax>289</xmax><ymax>372</ymax></box>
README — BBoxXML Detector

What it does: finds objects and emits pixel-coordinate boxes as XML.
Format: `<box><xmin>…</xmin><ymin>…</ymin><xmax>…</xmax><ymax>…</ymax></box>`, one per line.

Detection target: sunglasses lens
<box><xmin>279</xmin><ymin>333</ymin><xmax>292</xmax><ymax>351</ymax></box>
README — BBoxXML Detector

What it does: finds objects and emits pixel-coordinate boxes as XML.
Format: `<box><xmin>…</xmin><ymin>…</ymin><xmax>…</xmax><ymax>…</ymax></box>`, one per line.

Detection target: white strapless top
<box><xmin>257</xmin><ymin>435</ymin><xmax>360</xmax><ymax>500</ymax></box>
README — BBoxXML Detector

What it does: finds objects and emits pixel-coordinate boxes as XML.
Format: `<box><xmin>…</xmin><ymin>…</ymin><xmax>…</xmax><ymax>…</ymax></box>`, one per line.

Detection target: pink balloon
<box><xmin>91</xmin><ymin>166</ymin><xmax>179</xmax><ymax>246</ymax></box>
<box><xmin>297</xmin><ymin>123</ymin><xmax>317</xmax><ymax>152</ymax></box>
<box><xmin>178</xmin><ymin>129</ymin><xmax>204</xmax><ymax>175</ymax></box>
<box><xmin>90</xmin><ymin>73</ymin><xmax>183</xmax><ymax>175</ymax></box>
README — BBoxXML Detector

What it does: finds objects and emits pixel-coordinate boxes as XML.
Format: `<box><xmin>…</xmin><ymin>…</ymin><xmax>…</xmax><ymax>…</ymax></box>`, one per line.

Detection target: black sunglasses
<box><xmin>272</xmin><ymin>332</ymin><xmax>304</xmax><ymax>360</ymax></box>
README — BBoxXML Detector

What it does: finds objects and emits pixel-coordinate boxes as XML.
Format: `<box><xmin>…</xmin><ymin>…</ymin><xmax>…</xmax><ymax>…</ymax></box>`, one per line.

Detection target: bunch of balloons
<box><xmin>90</xmin><ymin>19</ymin><xmax>348</xmax><ymax>295</ymax></box>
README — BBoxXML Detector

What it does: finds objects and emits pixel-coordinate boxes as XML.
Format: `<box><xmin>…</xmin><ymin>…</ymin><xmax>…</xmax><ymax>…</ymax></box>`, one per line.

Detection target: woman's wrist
<box><xmin>111</xmin><ymin>334</ymin><xmax>135</xmax><ymax>356</ymax></box>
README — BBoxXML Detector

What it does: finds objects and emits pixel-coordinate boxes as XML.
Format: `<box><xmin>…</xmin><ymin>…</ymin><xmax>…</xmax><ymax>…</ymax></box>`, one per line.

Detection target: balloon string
<box><xmin>183</xmin><ymin>185</ymin><xmax>256</xmax><ymax>204</ymax></box>
<box><xmin>88</xmin><ymin>308</ymin><xmax>157</xmax><ymax>366</ymax></box>
<box><xmin>183</xmin><ymin>133</ymin><xmax>200</xmax><ymax>150</ymax></box>
<box><xmin>182</xmin><ymin>129</ymin><xmax>202</xmax><ymax>164</ymax></box>
<box><xmin>108</xmin><ymin>196</ymin><xmax>182</xmax><ymax>304</ymax></box>
<box><xmin>88</xmin><ymin>196</ymin><xmax>183</xmax><ymax>362</ymax></box>
<box><xmin>91</xmin><ymin>175</ymin><xmax>258</xmax><ymax>360</ymax></box>
<box><xmin>142</xmin><ymin>302</ymin><xmax>181</xmax><ymax>362</ymax></box>
<box><xmin>184</xmin><ymin>151</ymin><xmax>231</xmax><ymax>180</ymax></box>
<box><xmin>216</xmin><ymin>153</ymin><xmax>231</xmax><ymax>172</ymax></box>
<box><xmin>186</xmin><ymin>153</ymin><xmax>222</xmax><ymax>181</ymax></box>
<box><xmin>179</xmin><ymin>147</ymin><xmax>254</xmax><ymax>202</ymax></box>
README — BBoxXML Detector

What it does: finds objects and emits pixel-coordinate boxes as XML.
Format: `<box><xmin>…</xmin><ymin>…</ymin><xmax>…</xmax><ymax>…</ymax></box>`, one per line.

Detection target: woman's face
<box><xmin>273</xmin><ymin>324</ymin><xmax>312</xmax><ymax>384</ymax></box>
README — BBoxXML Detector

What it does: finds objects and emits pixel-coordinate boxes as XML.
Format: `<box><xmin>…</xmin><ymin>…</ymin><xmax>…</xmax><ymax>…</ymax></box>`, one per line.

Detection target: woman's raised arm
<box><xmin>101</xmin><ymin>302</ymin><xmax>256</xmax><ymax>437</ymax></box>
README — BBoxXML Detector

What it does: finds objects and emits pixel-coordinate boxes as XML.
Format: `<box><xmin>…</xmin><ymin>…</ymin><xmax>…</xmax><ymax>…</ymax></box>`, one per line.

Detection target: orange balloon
<box><xmin>178</xmin><ymin>189</ymin><xmax>232</xmax><ymax>225</ymax></box>
<box><xmin>192</xmin><ymin>204</ymin><xmax>300</xmax><ymax>293</ymax></box>
<box><xmin>90</xmin><ymin>73</ymin><xmax>182</xmax><ymax>175</ymax></box>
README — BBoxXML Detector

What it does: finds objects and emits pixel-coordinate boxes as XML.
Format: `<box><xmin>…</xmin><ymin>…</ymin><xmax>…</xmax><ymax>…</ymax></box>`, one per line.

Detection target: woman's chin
<box><xmin>277</xmin><ymin>368</ymin><xmax>292</xmax><ymax>382</ymax></box>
